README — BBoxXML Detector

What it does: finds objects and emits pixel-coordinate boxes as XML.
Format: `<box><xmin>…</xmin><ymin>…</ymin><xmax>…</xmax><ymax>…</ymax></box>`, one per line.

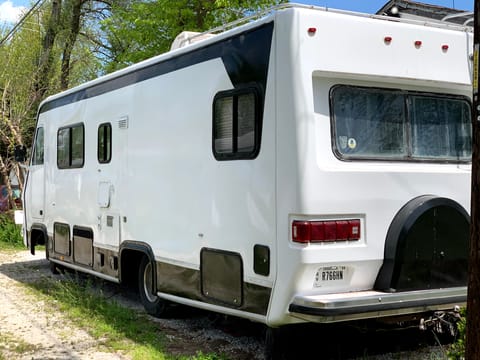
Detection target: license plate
<box><xmin>314</xmin><ymin>266</ymin><xmax>348</xmax><ymax>287</ymax></box>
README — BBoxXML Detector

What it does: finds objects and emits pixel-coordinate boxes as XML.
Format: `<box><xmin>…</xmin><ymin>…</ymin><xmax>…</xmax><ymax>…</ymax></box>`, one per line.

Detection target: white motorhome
<box><xmin>23</xmin><ymin>3</ymin><xmax>472</xmax><ymax>357</ymax></box>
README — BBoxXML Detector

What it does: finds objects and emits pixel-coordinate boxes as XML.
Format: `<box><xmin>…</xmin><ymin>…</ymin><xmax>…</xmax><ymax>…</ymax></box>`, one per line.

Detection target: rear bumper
<box><xmin>289</xmin><ymin>287</ymin><xmax>466</xmax><ymax>323</ymax></box>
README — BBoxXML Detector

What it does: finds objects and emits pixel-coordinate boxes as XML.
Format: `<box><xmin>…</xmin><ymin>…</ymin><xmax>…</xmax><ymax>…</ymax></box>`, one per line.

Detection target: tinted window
<box><xmin>98</xmin><ymin>123</ymin><xmax>112</xmax><ymax>163</ymax></box>
<box><xmin>57</xmin><ymin>124</ymin><xmax>84</xmax><ymax>169</ymax></box>
<box><xmin>32</xmin><ymin>127</ymin><xmax>44</xmax><ymax>165</ymax></box>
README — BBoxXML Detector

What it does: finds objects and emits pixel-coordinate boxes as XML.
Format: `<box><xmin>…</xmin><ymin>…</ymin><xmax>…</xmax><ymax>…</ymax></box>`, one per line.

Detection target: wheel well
<box><xmin>120</xmin><ymin>249</ymin><xmax>149</xmax><ymax>288</ymax></box>
<box><xmin>31</xmin><ymin>227</ymin><xmax>46</xmax><ymax>246</ymax></box>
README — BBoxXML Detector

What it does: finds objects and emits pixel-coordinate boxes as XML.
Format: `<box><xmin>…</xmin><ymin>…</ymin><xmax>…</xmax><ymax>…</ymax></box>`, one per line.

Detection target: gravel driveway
<box><xmin>0</xmin><ymin>249</ymin><xmax>451</xmax><ymax>359</ymax></box>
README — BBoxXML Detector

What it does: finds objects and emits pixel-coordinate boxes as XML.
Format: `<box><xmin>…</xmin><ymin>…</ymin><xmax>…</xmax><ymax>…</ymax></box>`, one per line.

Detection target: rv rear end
<box><xmin>268</xmin><ymin>7</ymin><xmax>471</xmax><ymax>327</ymax></box>
<box><xmin>22</xmin><ymin>4</ymin><xmax>471</xmax><ymax>355</ymax></box>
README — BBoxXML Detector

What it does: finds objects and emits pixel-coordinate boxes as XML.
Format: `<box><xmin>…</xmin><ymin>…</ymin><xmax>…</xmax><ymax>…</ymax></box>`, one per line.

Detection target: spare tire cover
<box><xmin>374</xmin><ymin>195</ymin><xmax>469</xmax><ymax>292</ymax></box>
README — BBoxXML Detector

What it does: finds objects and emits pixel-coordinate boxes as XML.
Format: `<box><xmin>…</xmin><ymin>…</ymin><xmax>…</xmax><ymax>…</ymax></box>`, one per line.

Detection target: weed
<box><xmin>448</xmin><ymin>307</ymin><xmax>466</xmax><ymax>359</ymax></box>
<box><xmin>0</xmin><ymin>331</ymin><xmax>38</xmax><ymax>357</ymax></box>
<box><xmin>0</xmin><ymin>214</ymin><xmax>23</xmax><ymax>249</ymax></box>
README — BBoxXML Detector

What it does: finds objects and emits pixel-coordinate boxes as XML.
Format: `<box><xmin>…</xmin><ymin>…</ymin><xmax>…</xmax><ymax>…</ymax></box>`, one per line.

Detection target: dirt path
<box><xmin>0</xmin><ymin>249</ymin><xmax>449</xmax><ymax>360</ymax></box>
<box><xmin>0</xmin><ymin>250</ymin><xmax>264</xmax><ymax>360</ymax></box>
<box><xmin>0</xmin><ymin>250</ymin><xmax>128</xmax><ymax>359</ymax></box>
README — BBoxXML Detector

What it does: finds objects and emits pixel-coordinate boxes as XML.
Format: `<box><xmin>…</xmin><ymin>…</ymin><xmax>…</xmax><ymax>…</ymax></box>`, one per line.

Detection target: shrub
<box><xmin>0</xmin><ymin>214</ymin><xmax>23</xmax><ymax>248</ymax></box>
<box><xmin>448</xmin><ymin>307</ymin><xmax>466</xmax><ymax>359</ymax></box>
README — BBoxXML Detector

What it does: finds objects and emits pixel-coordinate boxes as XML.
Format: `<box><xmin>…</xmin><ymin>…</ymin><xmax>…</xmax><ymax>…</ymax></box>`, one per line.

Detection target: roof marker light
<box><xmin>384</xmin><ymin>36</ymin><xmax>392</xmax><ymax>44</ymax></box>
<box><xmin>414</xmin><ymin>40</ymin><xmax>422</xmax><ymax>48</ymax></box>
<box><xmin>442</xmin><ymin>44</ymin><xmax>449</xmax><ymax>51</ymax></box>
<box><xmin>308</xmin><ymin>27</ymin><xmax>317</xmax><ymax>36</ymax></box>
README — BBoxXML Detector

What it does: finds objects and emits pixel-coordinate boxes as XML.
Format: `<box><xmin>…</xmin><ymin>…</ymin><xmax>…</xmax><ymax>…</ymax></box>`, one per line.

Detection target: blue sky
<box><xmin>0</xmin><ymin>0</ymin><xmax>474</xmax><ymax>23</ymax></box>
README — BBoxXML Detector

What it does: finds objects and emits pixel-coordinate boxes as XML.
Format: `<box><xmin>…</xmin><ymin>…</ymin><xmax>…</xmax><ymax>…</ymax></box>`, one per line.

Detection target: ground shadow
<box><xmin>0</xmin><ymin>253</ymin><xmax>454</xmax><ymax>360</ymax></box>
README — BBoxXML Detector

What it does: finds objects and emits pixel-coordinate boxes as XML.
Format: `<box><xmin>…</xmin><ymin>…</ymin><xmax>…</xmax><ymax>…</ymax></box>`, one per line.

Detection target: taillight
<box><xmin>292</xmin><ymin>219</ymin><xmax>361</xmax><ymax>244</ymax></box>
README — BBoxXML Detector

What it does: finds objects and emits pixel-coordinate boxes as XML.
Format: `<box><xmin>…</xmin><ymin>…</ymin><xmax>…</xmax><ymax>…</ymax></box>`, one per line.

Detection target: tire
<box><xmin>138</xmin><ymin>255</ymin><xmax>168</xmax><ymax>317</ymax></box>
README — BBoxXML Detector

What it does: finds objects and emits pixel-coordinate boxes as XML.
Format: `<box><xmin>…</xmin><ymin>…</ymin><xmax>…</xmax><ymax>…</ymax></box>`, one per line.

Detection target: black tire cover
<box><xmin>374</xmin><ymin>195</ymin><xmax>470</xmax><ymax>292</ymax></box>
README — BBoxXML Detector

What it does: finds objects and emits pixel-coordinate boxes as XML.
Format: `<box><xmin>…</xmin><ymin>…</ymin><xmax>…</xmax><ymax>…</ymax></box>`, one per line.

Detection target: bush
<box><xmin>448</xmin><ymin>307</ymin><xmax>466</xmax><ymax>359</ymax></box>
<box><xmin>0</xmin><ymin>214</ymin><xmax>23</xmax><ymax>248</ymax></box>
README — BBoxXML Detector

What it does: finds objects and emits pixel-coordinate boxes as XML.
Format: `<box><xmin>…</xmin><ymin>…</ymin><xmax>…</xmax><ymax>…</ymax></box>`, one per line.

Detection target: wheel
<box><xmin>138</xmin><ymin>255</ymin><xmax>168</xmax><ymax>317</ymax></box>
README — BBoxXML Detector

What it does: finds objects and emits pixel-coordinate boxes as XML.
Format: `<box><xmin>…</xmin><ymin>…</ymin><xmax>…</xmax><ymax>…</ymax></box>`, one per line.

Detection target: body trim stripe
<box><xmin>39</xmin><ymin>22</ymin><xmax>274</xmax><ymax>115</ymax></box>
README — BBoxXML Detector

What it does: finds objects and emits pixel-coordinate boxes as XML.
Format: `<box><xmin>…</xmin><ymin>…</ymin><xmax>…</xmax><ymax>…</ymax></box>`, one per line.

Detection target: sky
<box><xmin>0</xmin><ymin>0</ymin><xmax>475</xmax><ymax>24</ymax></box>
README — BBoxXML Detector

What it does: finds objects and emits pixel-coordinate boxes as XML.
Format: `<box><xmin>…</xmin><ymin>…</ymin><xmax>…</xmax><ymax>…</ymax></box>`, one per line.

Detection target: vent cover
<box><xmin>118</xmin><ymin>116</ymin><xmax>129</xmax><ymax>129</ymax></box>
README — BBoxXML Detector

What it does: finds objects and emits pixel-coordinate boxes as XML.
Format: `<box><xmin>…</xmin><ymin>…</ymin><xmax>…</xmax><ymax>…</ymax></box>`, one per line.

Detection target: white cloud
<box><xmin>0</xmin><ymin>1</ymin><xmax>26</xmax><ymax>23</ymax></box>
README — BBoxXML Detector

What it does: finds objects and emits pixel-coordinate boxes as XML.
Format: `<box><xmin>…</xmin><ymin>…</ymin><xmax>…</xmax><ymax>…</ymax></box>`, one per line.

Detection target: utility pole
<box><xmin>467</xmin><ymin>0</ymin><xmax>480</xmax><ymax>358</ymax></box>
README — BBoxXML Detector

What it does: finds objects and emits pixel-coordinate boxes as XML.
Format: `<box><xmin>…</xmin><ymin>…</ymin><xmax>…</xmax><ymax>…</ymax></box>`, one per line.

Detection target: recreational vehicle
<box><xmin>23</xmin><ymin>3</ymin><xmax>472</xmax><ymax>357</ymax></box>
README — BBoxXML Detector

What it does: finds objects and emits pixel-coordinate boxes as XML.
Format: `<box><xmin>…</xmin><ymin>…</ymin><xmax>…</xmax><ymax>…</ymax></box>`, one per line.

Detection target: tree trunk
<box><xmin>60</xmin><ymin>0</ymin><xmax>83</xmax><ymax>90</ymax></box>
<box><xmin>466</xmin><ymin>1</ymin><xmax>480</xmax><ymax>358</ymax></box>
<box><xmin>35</xmin><ymin>0</ymin><xmax>62</xmax><ymax>100</ymax></box>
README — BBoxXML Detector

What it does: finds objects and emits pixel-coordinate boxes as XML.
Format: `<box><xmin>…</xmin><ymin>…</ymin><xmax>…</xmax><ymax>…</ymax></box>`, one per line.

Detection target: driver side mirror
<box><xmin>14</xmin><ymin>145</ymin><xmax>27</xmax><ymax>162</ymax></box>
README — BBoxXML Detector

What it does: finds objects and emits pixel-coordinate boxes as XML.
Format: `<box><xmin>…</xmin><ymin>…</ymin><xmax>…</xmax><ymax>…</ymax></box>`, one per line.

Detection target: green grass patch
<box><xmin>28</xmin><ymin>275</ymin><xmax>227</xmax><ymax>360</ymax></box>
<box><xmin>0</xmin><ymin>214</ymin><xmax>24</xmax><ymax>250</ymax></box>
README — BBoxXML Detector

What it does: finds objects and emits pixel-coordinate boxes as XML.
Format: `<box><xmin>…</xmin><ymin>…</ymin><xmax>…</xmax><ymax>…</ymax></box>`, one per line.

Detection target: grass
<box><xmin>0</xmin><ymin>214</ymin><xmax>24</xmax><ymax>250</ymax></box>
<box><xmin>0</xmin><ymin>331</ymin><xmax>38</xmax><ymax>359</ymax></box>
<box><xmin>27</xmin><ymin>274</ymin><xmax>228</xmax><ymax>360</ymax></box>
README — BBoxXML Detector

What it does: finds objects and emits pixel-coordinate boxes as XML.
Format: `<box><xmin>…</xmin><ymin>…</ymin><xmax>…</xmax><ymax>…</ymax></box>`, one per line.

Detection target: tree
<box><xmin>101</xmin><ymin>0</ymin><xmax>286</xmax><ymax>72</ymax></box>
<box><xmin>0</xmin><ymin>0</ymin><xmax>110</xmax><ymax>210</ymax></box>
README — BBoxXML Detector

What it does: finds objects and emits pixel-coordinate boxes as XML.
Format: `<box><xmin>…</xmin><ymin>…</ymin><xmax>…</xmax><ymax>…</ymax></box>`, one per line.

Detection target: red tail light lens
<box><xmin>292</xmin><ymin>221</ymin><xmax>311</xmax><ymax>243</ymax></box>
<box><xmin>323</xmin><ymin>221</ymin><xmax>337</xmax><ymax>241</ymax></box>
<box><xmin>292</xmin><ymin>219</ymin><xmax>361</xmax><ymax>244</ymax></box>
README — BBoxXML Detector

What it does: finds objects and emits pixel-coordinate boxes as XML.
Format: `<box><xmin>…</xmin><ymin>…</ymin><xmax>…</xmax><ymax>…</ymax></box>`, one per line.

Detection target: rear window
<box><xmin>330</xmin><ymin>85</ymin><xmax>471</xmax><ymax>162</ymax></box>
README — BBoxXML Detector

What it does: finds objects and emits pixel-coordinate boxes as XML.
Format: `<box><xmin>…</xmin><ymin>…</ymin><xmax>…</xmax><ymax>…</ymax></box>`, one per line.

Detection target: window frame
<box><xmin>97</xmin><ymin>122</ymin><xmax>112</xmax><ymax>164</ymax></box>
<box><xmin>212</xmin><ymin>86</ymin><xmax>262</xmax><ymax>161</ymax></box>
<box><xmin>57</xmin><ymin>123</ymin><xmax>85</xmax><ymax>169</ymax></box>
<box><xmin>329</xmin><ymin>85</ymin><xmax>472</xmax><ymax>164</ymax></box>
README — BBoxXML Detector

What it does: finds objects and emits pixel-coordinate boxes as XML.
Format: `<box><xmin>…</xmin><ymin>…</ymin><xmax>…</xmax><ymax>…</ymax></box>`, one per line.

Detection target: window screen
<box><xmin>213</xmin><ymin>88</ymin><xmax>260</xmax><ymax>160</ymax></box>
<box><xmin>331</xmin><ymin>86</ymin><xmax>471</xmax><ymax>162</ymax></box>
<box><xmin>98</xmin><ymin>123</ymin><xmax>112</xmax><ymax>163</ymax></box>
<box><xmin>57</xmin><ymin>124</ymin><xmax>84</xmax><ymax>169</ymax></box>
<box><xmin>410</xmin><ymin>96</ymin><xmax>471</xmax><ymax>160</ymax></box>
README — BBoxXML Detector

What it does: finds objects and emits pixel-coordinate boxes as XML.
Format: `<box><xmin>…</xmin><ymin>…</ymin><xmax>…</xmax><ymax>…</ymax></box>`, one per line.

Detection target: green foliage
<box><xmin>0</xmin><ymin>214</ymin><xmax>23</xmax><ymax>249</ymax></box>
<box><xmin>448</xmin><ymin>307</ymin><xmax>466</xmax><ymax>359</ymax></box>
<box><xmin>102</xmin><ymin>0</ymin><xmax>287</xmax><ymax>72</ymax></box>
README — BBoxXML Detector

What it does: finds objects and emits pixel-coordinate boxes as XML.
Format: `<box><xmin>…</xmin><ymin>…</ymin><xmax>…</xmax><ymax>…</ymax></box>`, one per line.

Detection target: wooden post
<box><xmin>467</xmin><ymin>1</ymin><xmax>480</xmax><ymax>358</ymax></box>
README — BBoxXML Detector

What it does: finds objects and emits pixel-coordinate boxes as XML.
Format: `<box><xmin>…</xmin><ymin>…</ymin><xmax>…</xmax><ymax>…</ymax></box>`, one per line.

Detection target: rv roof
<box><xmin>38</xmin><ymin>3</ymin><xmax>472</xmax><ymax>113</ymax></box>
<box><xmin>173</xmin><ymin>2</ymin><xmax>472</xmax><ymax>49</ymax></box>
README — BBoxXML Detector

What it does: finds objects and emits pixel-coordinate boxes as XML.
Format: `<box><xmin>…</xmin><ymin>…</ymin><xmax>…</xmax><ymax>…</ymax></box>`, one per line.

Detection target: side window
<box><xmin>57</xmin><ymin>123</ymin><xmax>84</xmax><ymax>169</ymax></box>
<box><xmin>98</xmin><ymin>123</ymin><xmax>112</xmax><ymax>164</ymax></box>
<box><xmin>32</xmin><ymin>127</ymin><xmax>44</xmax><ymax>165</ymax></box>
<box><xmin>330</xmin><ymin>85</ymin><xmax>471</xmax><ymax>162</ymax></box>
<box><xmin>213</xmin><ymin>88</ymin><xmax>260</xmax><ymax>160</ymax></box>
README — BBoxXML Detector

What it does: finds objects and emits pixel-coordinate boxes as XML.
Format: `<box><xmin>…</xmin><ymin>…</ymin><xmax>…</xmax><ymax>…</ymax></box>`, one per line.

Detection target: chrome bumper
<box><xmin>289</xmin><ymin>287</ymin><xmax>466</xmax><ymax>323</ymax></box>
